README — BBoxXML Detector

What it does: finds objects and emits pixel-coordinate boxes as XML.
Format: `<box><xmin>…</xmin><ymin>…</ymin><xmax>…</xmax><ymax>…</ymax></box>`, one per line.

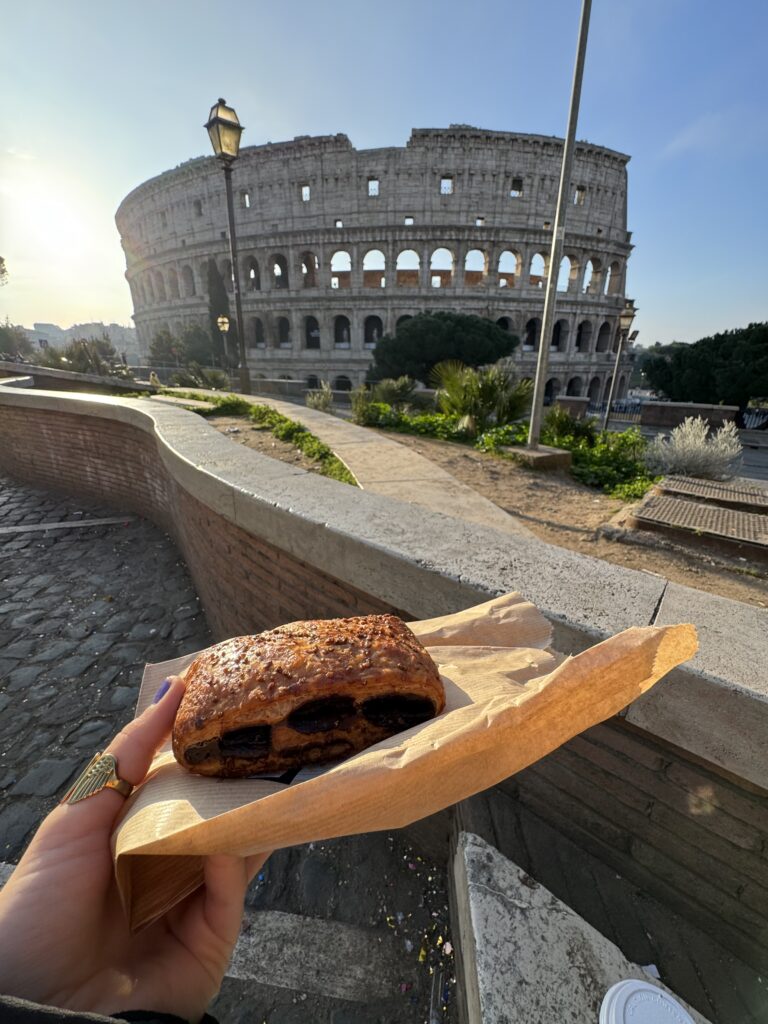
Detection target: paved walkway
<box><xmin>0</xmin><ymin>474</ymin><xmax>456</xmax><ymax>1023</ymax></box>
<box><xmin>158</xmin><ymin>390</ymin><xmax>535</xmax><ymax>539</ymax></box>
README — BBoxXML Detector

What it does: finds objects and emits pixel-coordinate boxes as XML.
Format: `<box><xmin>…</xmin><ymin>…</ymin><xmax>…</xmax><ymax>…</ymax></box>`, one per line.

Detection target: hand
<box><xmin>0</xmin><ymin>676</ymin><xmax>268</xmax><ymax>1022</ymax></box>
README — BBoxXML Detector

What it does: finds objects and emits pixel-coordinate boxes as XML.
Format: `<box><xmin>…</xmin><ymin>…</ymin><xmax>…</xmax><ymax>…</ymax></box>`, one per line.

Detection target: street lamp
<box><xmin>216</xmin><ymin>314</ymin><xmax>230</xmax><ymax>368</ymax></box>
<box><xmin>205</xmin><ymin>98</ymin><xmax>251</xmax><ymax>394</ymax></box>
<box><xmin>602</xmin><ymin>299</ymin><xmax>637</xmax><ymax>431</ymax></box>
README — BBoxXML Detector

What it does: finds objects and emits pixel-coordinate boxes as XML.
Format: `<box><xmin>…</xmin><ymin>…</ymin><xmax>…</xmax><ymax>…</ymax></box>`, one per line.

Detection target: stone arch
<box><xmin>552</xmin><ymin>319</ymin><xmax>569</xmax><ymax>351</ymax></box>
<box><xmin>596</xmin><ymin>321</ymin><xmax>612</xmax><ymax>352</ymax></box>
<box><xmin>330</xmin><ymin>251</ymin><xmax>352</xmax><ymax>289</ymax></box>
<box><xmin>251</xmin><ymin>317</ymin><xmax>265</xmax><ymax>348</ymax></box>
<box><xmin>363</xmin><ymin>249</ymin><xmax>386</xmax><ymax>288</ymax></box>
<box><xmin>396</xmin><ymin>315</ymin><xmax>413</xmax><ymax>328</ymax></box>
<box><xmin>333</xmin><ymin>375</ymin><xmax>353</xmax><ymax>391</ymax></box>
<box><xmin>612</xmin><ymin>327</ymin><xmax>622</xmax><ymax>353</ymax></box>
<box><xmin>588</xmin><ymin>376</ymin><xmax>602</xmax><ymax>404</ymax></box>
<box><xmin>528</xmin><ymin>253</ymin><xmax>546</xmax><ymax>288</ymax></box>
<box><xmin>154</xmin><ymin>271</ymin><xmax>167</xmax><ymax>302</ymax></box>
<box><xmin>544</xmin><ymin>378</ymin><xmax>561</xmax><ymax>403</ymax></box>
<box><xmin>604</xmin><ymin>260</ymin><xmax>621</xmax><ymax>296</ymax></box>
<box><xmin>429</xmin><ymin>248</ymin><xmax>454</xmax><ymax>288</ymax></box>
<box><xmin>306</xmin><ymin>374</ymin><xmax>320</xmax><ymax>389</ymax></box>
<box><xmin>566</xmin><ymin>376</ymin><xmax>583</xmax><ymax>396</ymax></box>
<box><xmin>334</xmin><ymin>315</ymin><xmax>351</xmax><ymax>348</ymax></box>
<box><xmin>181</xmin><ymin>265</ymin><xmax>196</xmax><ymax>298</ymax></box>
<box><xmin>167</xmin><ymin>268</ymin><xmax>180</xmax><ymax>299</ymax></box>
<box><xmin>304</xmin><ymin>315</ymin><xmax>320</xmax><ymax>349</ymax></box>
<box><xmin>270</xmin><ymin>254</ymin><xmax>289</xmax><ymax>290</ymax></box>
<box><xmin>277</xmin><ymin>317</ymin><xmax>291</xmax><ymax>348</ymax></box>
<box><xmin>497</xmin><ymin>250</ymin><xmax>520</xmax><ymax>288</ymax></box>
<box><xmin>496</xmin><ymin>316</ymin><xmax>514</xmax><ymax>333</ymax></box>
<box><xmin>602</xmin><ymin>376</ymin><xmax>613</xmax><ymax>403</ymax></box>
<box><xmin>463</xmin><ymin>249</ymin><xmax>488</xmax><ymax>287</ymax></box>
<box><xmin>524</xmin><ymin>318</ymin><xmax>541</xmax><ymax>351</ymax></box>
<box><xmin>575</xmin><ymin>320</ymin><xmax>593</xmax><ymax>353</ymax></box>
<box><xmin>300</xmin><ymin>251</ymin><xmax>318</xmax><ymax>289</ymax></box>
<box><xmin>396</xmin><ymin>250</ymin><xmax>420</xmax><ymax>287</ymax></box>
<box><xmin>618</xmin><ymin>374</ymin><xmax>627</xmax><ymax>398</ymax></box>
<box><xmin>246</xmin><ymin>257</ymin><xmax>261</xmax><ymax>292</ymax></box>
<box><xmin>364</xmin><ymin>315</ymin><xmax>383</xmax><ymax>348</ymax></box>
<box><xmin>556</xmin><ymin>256</ymin><xmax>571</xmax><ymax>293</ymax></box>
<box><xmin>583</xmin><ymin>258</ymin><xmax>602</xmax><ymax>294</ymax></box>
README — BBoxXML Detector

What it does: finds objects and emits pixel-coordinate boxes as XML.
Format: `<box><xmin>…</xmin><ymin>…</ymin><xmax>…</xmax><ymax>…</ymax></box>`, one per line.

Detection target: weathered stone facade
<box><xmin>115</xmin><ymin>126</ymin><xmax>633</xmax><ymax>398</ymax></box>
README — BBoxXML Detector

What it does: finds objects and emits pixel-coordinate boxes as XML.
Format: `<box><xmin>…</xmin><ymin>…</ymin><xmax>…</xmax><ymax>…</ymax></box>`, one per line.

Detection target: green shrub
<box><xmin>247</xmin><ymin>405</ymin><xmax>356</xmax><ymax>485</ymax></box>
<box><xmin>541</xmin><ymin>407</ymin><xmax>598</xmax><ymax>447</ymax></box>
<box><xmin>305</xmin><ymin>380</ymin><xmax>334</xmax><ymax>412</ymax></box>
<box><xmin>430</xmin><ymin>361</ymin><xmax>532</xmax><ymax>436</ymax></box>
<box><xmin>474</xmin><ymin>422</ymin><xmax>530</xmax><ymax>452</ymax></box>
<box><xmin>371</xmin><ymin>376</ymin><xmax>417</xmax><ymax>408</ymax></box>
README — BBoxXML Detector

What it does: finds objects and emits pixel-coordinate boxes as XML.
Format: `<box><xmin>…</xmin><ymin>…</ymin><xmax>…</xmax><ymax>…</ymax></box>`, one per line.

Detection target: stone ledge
<box><xmin>1</xmin><ymin>388</ymin><xmax>766</xmax><ymax>789</ymax></box>
<box><xmin>501</xmin><ymin>443</ymin><xmax>572</xmax><ymax>470</ymax></box>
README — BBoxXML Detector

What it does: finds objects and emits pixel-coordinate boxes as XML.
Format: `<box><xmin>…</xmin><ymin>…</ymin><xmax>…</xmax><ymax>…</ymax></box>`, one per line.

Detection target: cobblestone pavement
<box><xmin>0</xmin><ymin>475</ymin><xmax>457</xmax><ymax>1023</ymax></box>
<box><xmin>0</xmin><ymin>475</ymin><xmax>211</xmax><ymax>859</ymax></box>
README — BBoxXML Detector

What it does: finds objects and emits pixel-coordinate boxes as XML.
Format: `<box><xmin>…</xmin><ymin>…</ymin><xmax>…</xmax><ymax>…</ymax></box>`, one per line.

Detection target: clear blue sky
<box><xmin>1</xmin><ymin>0</ymin><xmax>766</xmax><ymax>346</ymax></box>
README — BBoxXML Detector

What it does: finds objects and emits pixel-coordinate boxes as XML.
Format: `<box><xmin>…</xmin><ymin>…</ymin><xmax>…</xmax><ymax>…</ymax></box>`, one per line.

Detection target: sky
<box><xmin>1</xmin><ymin>0</ymin><xmax>766</xmax><ymax>347</ymax></box>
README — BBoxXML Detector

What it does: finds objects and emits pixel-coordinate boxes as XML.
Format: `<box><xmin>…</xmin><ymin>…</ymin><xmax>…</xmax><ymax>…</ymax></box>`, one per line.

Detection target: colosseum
<box><xmin>115</xmin><ymin>125</ymin><xmax>634</xmax><ymax>402</ymax></box>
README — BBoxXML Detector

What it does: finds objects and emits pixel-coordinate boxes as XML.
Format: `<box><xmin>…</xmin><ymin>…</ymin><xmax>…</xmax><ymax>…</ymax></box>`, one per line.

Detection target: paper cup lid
<box><xmin>599</xmin><ymin>980</ymin><xmax>695</xmax><ymax>1024</ymax></box>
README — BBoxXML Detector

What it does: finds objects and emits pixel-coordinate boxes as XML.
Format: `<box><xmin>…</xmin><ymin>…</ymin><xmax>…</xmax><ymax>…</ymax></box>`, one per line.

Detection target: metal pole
<box><xmin>602</xmin><ymin>330</ymin><xmax>626</xmax><ymax>431</ymax></box>
<box><xmin>223</xmin><ymin>161</ymin><xmax>252</xmax><ymax>394</ymax></box>
<box><xmin>527</xmin><ymin>0</ymin><xmax>592</xmax><ymax>448</ymax></box>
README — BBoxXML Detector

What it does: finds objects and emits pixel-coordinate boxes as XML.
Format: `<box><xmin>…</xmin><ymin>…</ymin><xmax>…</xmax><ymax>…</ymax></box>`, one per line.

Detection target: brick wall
<box><xmin>503</xmin><ymin>720</ymin><xmax>768</xmax><ymax>971</ymax></box>
<box><xmin>640</xmin><ymin>401</ymin><xmax>739</xmax><ymax>429</ymax></box>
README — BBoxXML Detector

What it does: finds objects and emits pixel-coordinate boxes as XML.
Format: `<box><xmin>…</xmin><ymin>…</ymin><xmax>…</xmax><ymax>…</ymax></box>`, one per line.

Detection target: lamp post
<box><xmin>205</xmin><ymin>98</ymin><xmax>251</xmax><ymax>394</ymax></box>
<box><xmin>602</xmin><ymin>299</ymin><xmax>637</xmax><ymax>431</ymax></box>
<box><xmin>216</xmin><ymin>314</ymin><xmax>230</xmax><ymax>369</ymax></box>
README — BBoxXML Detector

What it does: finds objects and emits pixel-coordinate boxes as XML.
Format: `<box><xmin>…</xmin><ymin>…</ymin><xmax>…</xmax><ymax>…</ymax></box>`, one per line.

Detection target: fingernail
<box><xmin>153</xmin><ymin>679</ymin><xmax>171</xmax><ymax>704</ymax></box>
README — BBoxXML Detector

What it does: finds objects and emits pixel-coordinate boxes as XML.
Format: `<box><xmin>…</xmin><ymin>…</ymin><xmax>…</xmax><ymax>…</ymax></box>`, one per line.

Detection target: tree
<box><xmin>33</xmin><ymin>335</ymin><xmax>132</xmax><ymax>378</ymax></box>
<box><xmin>206</xmin><ymin>260</ymin><xmax>237</xmax><ymax>367</ymax></box>
<box><xmin>180</xmin><ymin>324</ymin><xmax>215</xmax><ymax>365</ymax></box>
<box><xmin>643</xmin><ymin>323</ymin><xmax>768</xmax><ymax>411</ymax></box>
<box><xmin>431</xmin><ymin>360</ymin><xmax>533</xmax><ymax>436</ymax></box>
<box><xmin>149</xmin><ymin>327</ymin><xmax>182</xmax><ymax>366</ymax></box>
<box><xmin>0</xmin><ymin>257</ymin><xmax>7</xmax><ymax>287</ymax></box>
<box><xmin>0</xmin><ymin>319</ymin><xmax>34</xmax><ymax>359</ymax></box>
<box><xmin>371</xmin><ymin>312</ymin><xmax>518</xmax><ymax>385</ymax></box>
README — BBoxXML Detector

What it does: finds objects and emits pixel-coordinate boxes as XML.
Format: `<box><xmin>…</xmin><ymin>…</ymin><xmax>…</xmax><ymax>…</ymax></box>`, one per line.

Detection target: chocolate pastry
<box><xmin>172</xmin><ymin>614</ymin><xmax>445</xmax><ymax>777</ymax></box>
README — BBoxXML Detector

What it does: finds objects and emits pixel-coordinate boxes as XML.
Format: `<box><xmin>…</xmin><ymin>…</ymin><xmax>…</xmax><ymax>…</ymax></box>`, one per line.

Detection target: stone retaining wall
<box><xmin>0</xmin><ymin>389</ymin><xmax>766</xmax><ymax>969</ymax></box>
<box><xmin>640</xmin><ymin>401</ymin><xmax>739</xmax><ymax>429</ymax></box>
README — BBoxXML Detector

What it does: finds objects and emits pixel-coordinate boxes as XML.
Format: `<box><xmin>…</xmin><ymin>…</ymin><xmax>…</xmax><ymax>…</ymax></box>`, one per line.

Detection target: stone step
<box><xmin>451</xmin><ymin>830</ymin><xmax>711</xmax><ymax>1024</ymax></box>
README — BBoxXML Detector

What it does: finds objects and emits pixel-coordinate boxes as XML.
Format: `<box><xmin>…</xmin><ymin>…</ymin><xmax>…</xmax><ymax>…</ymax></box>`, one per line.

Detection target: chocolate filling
<box><xmin>362</xmin><ymin>694</ymin><xmax>435</xmax><ymax>730</ymax></box>
<box><xmin>185</xmin><ymin>739</ymin><xmax>219</xmax><ymax>764</ymax></box>
<box><xmin>287</xmin><ymin>696</ymin><xmax>356</xmax><ymax>734</ymax></box>
<box><xmin>220</xmin><ymin>724</ymin><xmax>272</xmax><ymax>758</ymax></box>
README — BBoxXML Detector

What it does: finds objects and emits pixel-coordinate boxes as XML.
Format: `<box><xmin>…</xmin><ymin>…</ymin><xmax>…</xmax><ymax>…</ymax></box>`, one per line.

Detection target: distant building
<box><xmin>116</xmin><ymin>125</ymin><xmax>634</xmax><ymax>400</ymax></box>
<box><xmin>24</xmin><ymin>322</ymin><xmax>140</xmax><ymax>364</ymax></box>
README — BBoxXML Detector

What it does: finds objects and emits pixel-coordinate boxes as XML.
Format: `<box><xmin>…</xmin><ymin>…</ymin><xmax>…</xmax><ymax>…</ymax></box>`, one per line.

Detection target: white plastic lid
<box><xmin>599</xmin><ymin>980</ymin><xmax>695</xmax><ymax>1024</ymax></box>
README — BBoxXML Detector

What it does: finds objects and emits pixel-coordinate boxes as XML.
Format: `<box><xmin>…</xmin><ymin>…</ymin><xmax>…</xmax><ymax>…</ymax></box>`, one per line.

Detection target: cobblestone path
<box><xmin>0</xmin><ymin>475</ymin><xmax>210</xmax><ymax>859</ymax></box>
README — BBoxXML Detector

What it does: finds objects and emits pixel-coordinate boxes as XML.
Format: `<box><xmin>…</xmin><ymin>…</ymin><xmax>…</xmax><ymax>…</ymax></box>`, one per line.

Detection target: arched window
<box><xmin>396</xmin><ymin>315</ymin><xmax>413</xmax><ymax>328</ymax></box>
<box><xmin>552</xmin><ymin>319</ymin><xmax>569</xmax><ymax>351</ymax></box>
<box><xmin>154</xmin><ymin>271</ymin><xmax>167</xmax><ymax>302</ymax></box>
<box><xmin>582</xmin><ymin>258</ymin><xmax>601</xmax><ymax>294</ymax></box>
<box><xmin>497</xmin><ymin>250</ymin><xmax>520</xmax><ymax>288</ymax></box>
<box><xmin>618</xmin><ymin>374</ymin><xmax>627</xmax><ymax>398</ymax></box>
<box><xmin>182</xmin><ymin>265</ymin><xmax>196</xmax><ymax>298</ymax></box>
<box><xmin>524</xmin><ymin>318</ymin><xmax>541</xmax><ymax>351</ymax></box>
<box><xmin>596</xmin><ymin>321</ymin><xmax>612</xmax><ymax>352</ymax></box>
<box><xmin>396</xmin><ymin>250</ymin><xmax>420</xmax><ymax>287</ymax></box>
<box><xmin>463</xmin><ymin>249</ymin><xmax>487</xmax><ymax>287</ymax></box>
<box><xmin>429</xmin><ymin>248</ymin><xmax>453</xmax><ymax>288</ymax></box>
<box><xmin>496</xmin><ymin>316</ymin><xmax>514</xmax><ymax>332</ymax></box>
<box><xmin>566</xmin><ymin>376</ymin><xmax>583</xmax><ymax>396</ymax></box>
<box><xmin>588</xmin><ymin>376</ymin><xmax>602</xmax><ymax>404</ymax></box>
<box><xmin>300</xmin><ymin>251</ymin><xmax>318</xmax><ymax>288</ymax></box>
<box><xmin>246</xmin><ymin>258</ymin><xmax>260</xmax><ymax>292</ymax></box>
<box><xmin>251</xmin><ymin>317</ymin><xmax>265</xmax><ymax>348</ymax></box>
<box><xmin>604</xmin><ymin>260</ymin><xmax>621</xmax><ymax>296</ymax></box>
<box><xmin>304</xmin><ymin>316</ymin><xmax>320</xmax><ymax>349</ymax></box>
<box><xmin>334</xmin><ymin>315</ymin><xmax>351</xmax><ymax>348</ymax></box>
<box><xmin>528</xmin><ymin>253</ymin><xmax>546</xmax><ymax>288</ymax></box>
<box><xmin>363</xmin><ymin>249</ymin><xmax>386</xmax><ymax>288</ymax></box>
<box><xmin>602</xmin><ymin>376</ymin><xmax>613</xmax><ymax>403</ymax></box>
<box><xmin>330</xmin><ymin>251</ymin><xmax>352</xmax><ymax>289</ymax></box>
<box><xmin>306</xmin><ymin>375</ymin><xmax>320</xmax><ymax>389</ymax></box>
<box><xmin>271</xmin><ymin>255</ymin><xmax>289</xmax><ymax>290</ymax></box>
<box><xmin>575</xmin><ymin>320</ymin><xmax>593</xmax><ymax>353</ymax></box>
<box><xmin>364</xmin><ymin>315</ymin><xmax>383</xmax><ymax>348</ymax></box>
<box><xmin>145</xmin><ymin>275</ymin><xmax>155</xmax><ymax>303</ymax></box>
<box><xmin>333</xmin><ymin>375</ymin><xmax>353</xmax><ymax>391</ymax></box>
<box><xmin>544</xmin><ymin>378</ymin><xmax>561</xmax><ymax>404</ymax></box>
<box><xmin>167</xmin><ymin>268</ymin><xmax>180</xmax><ymax>299</ymax></box>
<box><xmin>277</xmin><ymin>317</ymin><xmax>291</xmax><ymax>348</ymax></box>
<box><xmin>556</xmin><ymin>256</ymin><xmax>571</xmax><ymax>293</ymax></box>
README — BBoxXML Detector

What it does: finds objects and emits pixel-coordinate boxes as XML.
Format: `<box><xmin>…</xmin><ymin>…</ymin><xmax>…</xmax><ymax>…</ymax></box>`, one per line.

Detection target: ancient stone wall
<box><xmin>116</xmin><ymin>126</ymin><xmax>634</xmax><ymax>396</ymax></box>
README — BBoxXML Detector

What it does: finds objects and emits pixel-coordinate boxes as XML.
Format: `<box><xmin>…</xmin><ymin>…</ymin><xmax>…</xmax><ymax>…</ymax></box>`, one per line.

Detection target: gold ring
<box><xmin>61</xmin><ymin>752</ymin><xmax>133</xmax><ymax>804</ymax></box>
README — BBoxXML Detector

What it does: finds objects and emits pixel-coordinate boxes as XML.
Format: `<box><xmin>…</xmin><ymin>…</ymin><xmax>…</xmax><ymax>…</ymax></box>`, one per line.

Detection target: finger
<box><xmin>201</xmin><ymin>854</ymin><xmax>249</xmax><ymax>947</ymax></box>
<box><xmin>104</xmin><ymin>674</ymin><xmax>186</xmax><ymax>786</ymax></box>
<box><xmin>245</xmin><ymin>851</ymin><xmax>271</xmax><ymax>883</ymax></box>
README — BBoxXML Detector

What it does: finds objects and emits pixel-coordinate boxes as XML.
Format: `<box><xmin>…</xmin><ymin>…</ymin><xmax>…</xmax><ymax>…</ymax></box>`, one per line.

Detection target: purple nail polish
<box><xmin>153</xmin><ymin>679</ymin><xmax>171</xmax><ymax>704</ymax></box>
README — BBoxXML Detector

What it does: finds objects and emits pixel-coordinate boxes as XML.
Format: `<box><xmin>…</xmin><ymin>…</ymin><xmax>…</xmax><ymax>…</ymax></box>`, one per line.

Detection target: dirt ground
<box><xmin>209</xmin><ymin>416</ymin><xmax>767</xmax><ymax>609</ymax></box>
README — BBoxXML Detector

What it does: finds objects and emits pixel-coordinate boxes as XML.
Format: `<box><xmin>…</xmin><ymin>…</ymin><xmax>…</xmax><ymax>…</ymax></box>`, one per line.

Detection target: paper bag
<box><xmin>112</xmin><ymin>592</ymin><xmax>697</xmax><ymax>931</ymax></box>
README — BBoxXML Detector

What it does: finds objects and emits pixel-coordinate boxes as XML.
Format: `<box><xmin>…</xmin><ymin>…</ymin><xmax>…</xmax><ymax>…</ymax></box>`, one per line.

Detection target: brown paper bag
<box><xmin>112</xmin><ymin>593</ymin><xmax>697</xmax><ymax>931</ymax></box>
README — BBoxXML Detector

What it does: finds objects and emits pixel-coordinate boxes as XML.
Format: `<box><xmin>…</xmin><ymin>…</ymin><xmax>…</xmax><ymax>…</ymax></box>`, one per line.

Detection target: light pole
<box><xmin>205</xmin><ymin>98</ymin><xmax>251</xmax><ymax>394</ymax></box>
<box><xmin>216</xmin><ymin>314</ymin><xmax>230</xmax><ymax>371</ymax></box>
<box><xmin>602</xmin><ymin>299</ymin><xmax>637</xmax><ymax>431</ymax></box>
